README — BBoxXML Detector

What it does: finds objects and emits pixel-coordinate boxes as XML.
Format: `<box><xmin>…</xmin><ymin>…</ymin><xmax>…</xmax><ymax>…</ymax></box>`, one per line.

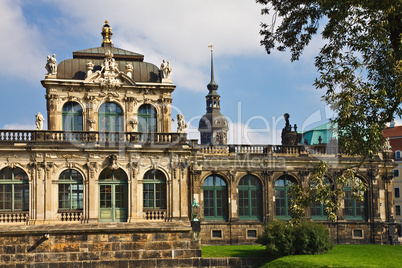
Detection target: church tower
<box><xmin>198</xmin><ymin>46</ymin><xmax>228</xmax><ymax>145</ymax></box>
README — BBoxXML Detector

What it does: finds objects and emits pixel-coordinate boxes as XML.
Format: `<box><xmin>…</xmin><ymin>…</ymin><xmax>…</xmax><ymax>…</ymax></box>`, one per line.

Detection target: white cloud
<box><xmin>44</xmin><ymin>0</ymin><xmax>266</xmax><ymax>92</ymax></box>
<box><xmin>0</xmin><ymin>0</ymin><xmax>46</xmax><ymax>82</ymax></box>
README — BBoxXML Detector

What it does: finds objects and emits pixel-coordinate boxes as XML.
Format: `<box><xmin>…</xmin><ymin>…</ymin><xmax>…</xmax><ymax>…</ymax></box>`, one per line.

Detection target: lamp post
<box><xmin>191</xmin><ymin>198</ymin><xmax>201</xmax><ymax>234</ymax></box>
<box><xmin>191</xmin><ymin>198</ymin><xmax>200</xmax><ymax>221</ymax></box>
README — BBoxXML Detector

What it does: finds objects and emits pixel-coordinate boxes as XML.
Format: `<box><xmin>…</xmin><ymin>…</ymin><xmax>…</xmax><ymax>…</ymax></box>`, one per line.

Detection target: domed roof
<box><xmin>301</xmin><ymin>122</ymin><xmax>337</xmax><ymax>145</ymax></box>
<box><xmin>56</xmin><ymin>47</ymin><xmax>160</xmax><ymax>82</ymax></box>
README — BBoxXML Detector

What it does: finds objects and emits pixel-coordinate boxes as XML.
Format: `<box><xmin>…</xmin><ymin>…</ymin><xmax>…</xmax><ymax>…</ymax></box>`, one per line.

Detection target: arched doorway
<box><xmin>98</xmin><ymin>168</ymin><xmax>128</xmax><ymax>222</ymax></box>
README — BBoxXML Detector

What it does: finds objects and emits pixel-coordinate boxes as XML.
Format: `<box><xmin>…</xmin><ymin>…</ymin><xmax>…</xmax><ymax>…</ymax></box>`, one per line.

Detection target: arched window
<box><xmin>203</xmin><ymin>175</ymin><xmax>228</xmax><ymax>220</ymax></box>
<box><xmin>143</xmin><ymin>170</ymin><xmax>167</xmax><ymax>209</ymax></box>
<box><xmin>98</xmin><ymin>103</ymin><xmax>123</xmax><ymax>132</ymax></box>
<box><xmin>344</xmin><ymin>178</ymin><xmax>367</xmax><ymax>220</ymax></box>
<box><xmin>311</xmin><ymin>177</ymin><xmax>333</xmax><ymax>220</ymax></box>
<box><xmin>138</xmin><ymin>104</ymin><xmax>157</xmax><ymax>132</ymax></box>
<box><xmin>98</xmin><ymin>168</ymin><xmax>128</xmax><ymax>222</ymax></box>
<box><xmin>58</xmin><ymin>169</ymin><xmax>83</xmax><ymax>211</ymax></box>
<box><xmin>238</xmin><ymin>174</ymin><xmax>262</xmax><ymax>221</ymax></box>
<box><xmin>62</xmin><ymin>102</ymin><xmax>83</xmax><ymax>131</ymax></box>
<box><xmin>0</xmin><ymin>167</ymin><xmax>29</xmax><ymax>211</ymax></box>
<box><xmin>275</xmin><ymin>175</ymin><xmax>296</xmax><ymax>220</ymax></box>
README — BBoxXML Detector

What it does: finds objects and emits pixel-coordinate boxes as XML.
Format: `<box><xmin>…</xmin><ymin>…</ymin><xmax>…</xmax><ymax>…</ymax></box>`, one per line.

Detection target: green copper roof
<box><xmin>300</xmin><ymin>122</ymin><xmax>337</xmax><ymax>145</ymax></box>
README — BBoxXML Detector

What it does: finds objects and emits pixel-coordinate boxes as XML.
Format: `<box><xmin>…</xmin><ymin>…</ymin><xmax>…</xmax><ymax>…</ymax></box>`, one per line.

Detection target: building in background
<box><xmin>383</xmin><ymin>124</ymin><xmax>402</xmax><ymax>224</ymax></box>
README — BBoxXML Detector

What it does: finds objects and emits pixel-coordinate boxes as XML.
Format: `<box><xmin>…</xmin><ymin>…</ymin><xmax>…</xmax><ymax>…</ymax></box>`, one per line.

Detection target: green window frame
<box><xmin>98</xmin><ymin>102</ymin><xmax>123</xmax><ymax>132</ymax></box>
<box><xmin>0</xmin><ymin>167</ymin><xmax>29</xmax><ymax>212</ymax></box>
<box><xmin>58</xmin><ymin>169</ymin><xmax>83</xmax><ymax>211</ymax></box>
<box><xmin>62</xmin><ymin>102</ymin><xmax>83</xmax><ymax>131</ymax></box>
<box><xmin>203</xmin><ymin>175</ymin><xmax>228</xmax><ymax>221</ymax></box>
<box><xmin>311</xmin><ymin>178</ymin><xmax>333</xmax><ymax>220</ymax></box>
<box><xmin>238</xmin><ymin>174</ymin><xmax>262</xmax><ymax>221</ymax></box>
<box><xmin>275</xmin><ymin>175</ymin><xmax>295</xmax><ymax>220</ymax></box>
<box><xmin>138</xmin><ymin>104</ymin><xmax>157</xmax><ymax>132</ymax></box>
<box><xmin>143</xmin><ymin>170</ymin><xmax>166</xmax><ymax>209</ymax></box>
<box><xmin>344</xmin><ymin>178</ymin><xmax>367</xmax><ymax>220</ymax></box>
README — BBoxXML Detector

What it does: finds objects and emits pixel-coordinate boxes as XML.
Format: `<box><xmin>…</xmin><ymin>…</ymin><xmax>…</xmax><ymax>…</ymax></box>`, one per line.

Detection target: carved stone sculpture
<box><xmin>177</xmin><ymin>114</ymin><xmax>188</xmax><ymax>133</ymax></box>
<box><xmin>161</xmin><ymin>59</ymin><xmax>172</xmax><ymax>82</ymax></box>
<box><xmin>125</xmin><ymin>62</ymin><xmax>133</xmax><ymax>79</ymax></box>
<box><xmin>45</xmin><ymin>54</ymin><xmax>57</xmax><ymax>76</ymax></box>
<box><xmin>130</xmin><ymin>118</ymin><xmax>138</xmax><ymax>132</ymax></box>
<box><xmin>86</xmin><ymin>60</ymin><xmax>94</xmax><ymax>78</ymax></box>
<box><xmin>88</xmin><ymin>118</ymin><xmax>96</xmax><ymax>131</ymax></box>
<box><xmin>35</xmin><ymin>112</ymin><xmax>45</xmax><ymax>130</ymax></box>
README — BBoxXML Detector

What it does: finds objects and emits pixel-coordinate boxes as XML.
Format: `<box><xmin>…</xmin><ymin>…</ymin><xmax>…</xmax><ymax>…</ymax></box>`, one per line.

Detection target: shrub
<box><xmin>257</xmin><ymin>220</ymin><xmax>333</xmax><ymax>257</ymax></box>
<box><xmin>293</xmin><ymin>220</ymin><xmax>333</xmax><ymax>255</ymax></box>
<box><xmin>256</xmin><ymin>220</ymin><xmax>295</xmax><ymax>257</ymax></box>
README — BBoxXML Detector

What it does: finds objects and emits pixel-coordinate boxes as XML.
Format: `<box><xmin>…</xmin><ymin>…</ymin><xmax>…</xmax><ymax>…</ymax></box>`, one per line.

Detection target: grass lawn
<box><xmin>201</xmin><ymin>244</ymin><xmax>402</xmax><ymax>268</ymax></box>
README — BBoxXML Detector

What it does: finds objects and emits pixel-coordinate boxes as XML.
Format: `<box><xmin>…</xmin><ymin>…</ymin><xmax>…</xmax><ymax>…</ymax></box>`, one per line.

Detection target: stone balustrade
<box><xmin>0</xmin><ymin>212</ymin><xmax>28</xmax><ymax>224</ymax></box>
<box><xmin>59</xmin><ymin>211</ymin><xmax>83</xmax><ymax>222</ymax></box>
<box><xmin>0</xmin><ymin>130</ymin><xmax>187</xmax><ymax>145</ymax></box>
<box><xmin>143</xmin><ymin>210</ymin><xmax>167</xmax><ymax>221</ymax></box>
<box><xmin>0</xmin><ymin>129</ymin><xmax>343</xmax><ymax>155</ymax></box>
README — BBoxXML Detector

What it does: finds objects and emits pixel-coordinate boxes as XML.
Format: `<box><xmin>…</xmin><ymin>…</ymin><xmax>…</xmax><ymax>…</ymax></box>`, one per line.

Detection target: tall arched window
<box><xmin>98</xmin><ymin>102</ymin><xmax>123</xmax><ymax>132</ymax></box>
<box><xmin>0</xmin><ymin>167</ymin><xmax>29</xmax><ymax>211</ymax></box>
<box><xmin>275</xmin><ymin>175</ymin><xmax>296</xmax><ymax>220</ymax></box>
<box><xmin>138</xmin><ymin>104</ymin><xmax>157</xmax><ymax>132</ymax></box>
<box><xmin>143</xmin><ymin>170</ymin><xmax>167</xmax><ymax>209</ymax></box>
<box><xmin>238</xmin><ymin>174</ymin><xmax>262</xmax><ymax>221</ymax></box>
<box><xmin>203</xmin><ymin>175</ymin><xmax>228</xmax><ymax>220</ymax></box>
<box><xmin>98</xmin><ymin>168</ymin><xmax>128</xmax><ymax>222</ymax></box>
<box><xmin>58</xmin><ymin>169</ymin><xmax>83</xmax><ymax>211</ymax></box>
<box><xmin>62</xmin><ymin>102</ymin><xmax>83</xmax><ymax>131</ymax></box>
<box><xmin>344</xmin><ymin>178</ymin><xmax>367</xmax><ymax>220</ymax></box>
<box><xmin>311</xmin><ymin>177</ymin><xmax>333</xmax><ymax>220</ymax></box>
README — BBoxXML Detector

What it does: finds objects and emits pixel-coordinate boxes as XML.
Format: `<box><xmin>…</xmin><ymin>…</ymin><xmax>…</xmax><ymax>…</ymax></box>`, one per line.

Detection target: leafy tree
<box><xmin>257</xmin><ymin>0</ymin><xmax>401</xmax><ymax>158</ymax></box>
<box><xmin>288</xmin><ymin>161</ymin><xmax>367</xmax><ymax>223</ymax></box>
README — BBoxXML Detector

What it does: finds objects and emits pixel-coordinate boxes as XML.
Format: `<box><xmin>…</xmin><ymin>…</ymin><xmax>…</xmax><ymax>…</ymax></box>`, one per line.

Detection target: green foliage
<box><xmin>288</xmin><ymin>161</ymin><xmax>367</xmax><ymax>223</ymax></box>
<box><xmin>257</xmin><ymin>220</ymin><xmax>333</xmax><ymax>257</ymax></box>
<box><xmin>293</xmin><ymin>220</ymin><xmax>333</xmax><ymax>255</ymax></box>
<box><xmin>256</xmin><ymin>220</ymin><xmax>295</xmax><ymax>257</ymax></box>
<box><xmin>257</xmin><ymin>0</ymin><xmax>401</xmax><ymax>158</ymax></box>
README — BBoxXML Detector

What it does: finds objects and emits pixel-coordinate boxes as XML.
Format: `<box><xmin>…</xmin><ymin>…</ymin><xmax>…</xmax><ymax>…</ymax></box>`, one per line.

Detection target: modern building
<box><xmin>0</xmin><ymin>21</ymin><xmax>397</xmax><ymax>266</ymax></box>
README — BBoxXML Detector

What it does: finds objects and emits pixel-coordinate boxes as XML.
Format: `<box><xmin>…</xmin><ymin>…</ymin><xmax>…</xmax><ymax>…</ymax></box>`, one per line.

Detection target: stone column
<box><xmin>46</xmin><ymin>94</ymin><xmax>60</xmax><ymax>130</ymax></box>
<box><xmin>86</xmin><ymin>162</ymin><xmax>98</xmax><ymax>223</ymax></box>
<box><xmin>262</xmin><ymin>171</ymin><xmax>274</xmax><ymax>221</ymax></box>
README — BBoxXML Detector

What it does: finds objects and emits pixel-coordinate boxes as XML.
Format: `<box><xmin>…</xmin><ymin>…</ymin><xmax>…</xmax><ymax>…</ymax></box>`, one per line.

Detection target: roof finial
<box><xmin>101</xmin><ymin>20</ymin><xmax>114</xmax><ymax>47</ymax></box>
<box><xmin>207</xmin><ymin>44</ymin><xmax>218</xmax><ymax>91</ymax></box>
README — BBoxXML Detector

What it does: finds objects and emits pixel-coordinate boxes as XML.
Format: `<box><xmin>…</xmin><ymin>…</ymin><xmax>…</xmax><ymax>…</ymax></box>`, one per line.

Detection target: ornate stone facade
<box><xmin>0</xmin><ymin>21</ymin><xmax>398</xmax><ymax>267</ymax></box>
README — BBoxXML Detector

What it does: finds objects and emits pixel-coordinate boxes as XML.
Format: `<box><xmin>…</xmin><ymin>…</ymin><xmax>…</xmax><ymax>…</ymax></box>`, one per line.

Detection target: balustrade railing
<box><xmin>59</xmin><ymin>211</ymin><xmax>83</xmax><ymax>222</ymax></box>
<box><xmin>0</xmin><ymin>212</ymin><xmax>28</xmax><ymax>223</ymax></box>
<box><xmin>0</xmin><ymin>130</ymin><xmax>187</xmax><ymax>145</ymax></box>
<box><xmin>196</xmin><ymin>144</ymin><xmax>343</xmax><ymax>156</ymax></box>
<box><xmin>143</xmin><ymin>210</ymin><xmax>166</xmax><ymax>221</ymax></box>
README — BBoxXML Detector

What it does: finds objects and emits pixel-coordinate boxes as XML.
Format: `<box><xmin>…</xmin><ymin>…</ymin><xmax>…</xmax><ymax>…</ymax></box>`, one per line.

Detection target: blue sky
<box><xmin>0</xmin><ymin>0</ymin><xmax>336</xmax><ymax>144</ymax></box>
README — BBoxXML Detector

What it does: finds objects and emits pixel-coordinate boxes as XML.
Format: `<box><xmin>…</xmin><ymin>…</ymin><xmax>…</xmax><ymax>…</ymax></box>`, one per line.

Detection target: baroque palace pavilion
<box><xmin>0</xmin><ymin>21</ymin><xmax>397</xmax><ymax>266</ymax></box>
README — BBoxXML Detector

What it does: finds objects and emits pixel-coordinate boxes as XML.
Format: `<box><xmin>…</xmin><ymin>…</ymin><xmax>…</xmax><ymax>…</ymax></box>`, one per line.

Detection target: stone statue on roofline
<box><xmin>176</xmin><ymin>114</ymin><xmax>188</xmax><ymax>133</ymax></box>
<box><xmin>35</xmin><ymin>112</ymin><xmax>45</xmax><ymax>130</ymax></box>
<box><xmin>161</xmin><ymin>59</ymin><xmax>172</xmax><ymax>83</ymax></box>
<box><xmin>45</xmin><ymin>54</ymin><xmax>57</xmax><ymax>77</ymax></box>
